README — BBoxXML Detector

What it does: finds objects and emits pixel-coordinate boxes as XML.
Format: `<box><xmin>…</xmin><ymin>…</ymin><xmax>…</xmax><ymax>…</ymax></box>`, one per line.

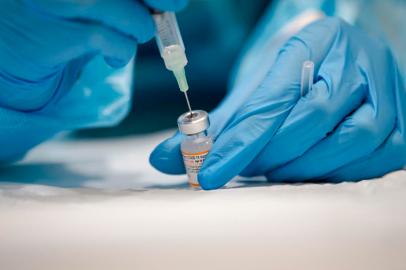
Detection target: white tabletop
<box><xmin>1</xmin><ymin>131</ymin><xmax>405</xmax><ymax>270</ymax></box>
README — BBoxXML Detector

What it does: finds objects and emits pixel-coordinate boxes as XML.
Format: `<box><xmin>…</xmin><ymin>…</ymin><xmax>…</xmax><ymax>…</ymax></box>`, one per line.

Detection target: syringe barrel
<box><xmin>152</xmin><ymin>11</ymin><xmax>184</xmax><ymax>54</ymax></box>
<box><xmin>152</xmin><ymin>11</ymin><xmax>189</xmax><ymax>92</ymax></box>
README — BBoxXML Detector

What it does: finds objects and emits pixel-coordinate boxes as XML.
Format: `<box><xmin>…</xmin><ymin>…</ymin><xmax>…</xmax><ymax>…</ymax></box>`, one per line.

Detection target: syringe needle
<box><xmin>184</xmin><ymin>91</ymin><xmax>193</xmax><ymax>115</ymax></box>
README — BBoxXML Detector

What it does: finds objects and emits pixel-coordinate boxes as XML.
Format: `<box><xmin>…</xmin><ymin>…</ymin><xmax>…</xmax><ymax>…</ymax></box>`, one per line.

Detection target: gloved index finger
<box><xmin>197</xmin><ymin>60</ymin><xmax>299</xmax><ymax>190</ymax></box>
<box><xmin>27</xmin><ymin>0</ymin><xmax>155</xmax><ymax>43</ymax></box>
<box><xmin>197</xmin><ymin>18</ymin><xmax>343</xmax><ymax>190</ymax></box>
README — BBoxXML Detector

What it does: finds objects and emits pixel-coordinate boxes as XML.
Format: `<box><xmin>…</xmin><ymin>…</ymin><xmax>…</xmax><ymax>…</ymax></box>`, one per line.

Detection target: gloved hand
<box><xmin>0</xmin><ymin>0</ymin><xmax>187</xmax><ymax>110</ymax></box>
<box><xmin>150</xmin><ymin>18</ymin><xmax>406</xmax><ymax>189</ymax></box>
<box><xmin>0</xmin><ymin>0</ymin><xmax>187</xmax><ymax>162</ymax></box>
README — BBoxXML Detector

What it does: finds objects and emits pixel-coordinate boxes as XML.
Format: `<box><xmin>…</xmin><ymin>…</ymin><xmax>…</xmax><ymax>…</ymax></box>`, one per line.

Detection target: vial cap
<box><xmin>177</xmin><ymin>110</ymin><xmax>209</xmax><ymax>135</ymax></box>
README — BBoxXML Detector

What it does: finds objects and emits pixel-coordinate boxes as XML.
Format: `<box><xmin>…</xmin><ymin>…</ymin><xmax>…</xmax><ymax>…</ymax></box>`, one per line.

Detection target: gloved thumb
<box><xmin>149</xmin><ymin>132</ymin><xmax>185</xmax><ymax>174</ymax></box>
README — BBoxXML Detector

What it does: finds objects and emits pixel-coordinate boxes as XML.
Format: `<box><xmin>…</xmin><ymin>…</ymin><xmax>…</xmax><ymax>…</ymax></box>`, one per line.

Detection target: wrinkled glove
<box><xmin>150</xmin><ymin>18</ymin><xmax>406</xmax><ymax>189</ymax></box>
<box><xmin>0</xmin><ymin>0</ymin><xmax>187</xmax><ymax>161</ymax></box>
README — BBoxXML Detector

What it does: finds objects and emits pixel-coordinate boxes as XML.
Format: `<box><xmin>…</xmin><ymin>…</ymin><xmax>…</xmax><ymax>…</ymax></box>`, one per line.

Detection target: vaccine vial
<box><xmin>177</xmin><ymin>110</ymin><xmax>212</xmax><ymax>188</ymax></box>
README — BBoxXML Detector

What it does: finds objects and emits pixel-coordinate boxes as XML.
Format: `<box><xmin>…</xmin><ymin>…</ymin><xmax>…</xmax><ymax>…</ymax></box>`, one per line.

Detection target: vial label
<box><xmin>181</xmin><ymin>150</ymin><xmax>209</xmax><ymax>188</ymax></box>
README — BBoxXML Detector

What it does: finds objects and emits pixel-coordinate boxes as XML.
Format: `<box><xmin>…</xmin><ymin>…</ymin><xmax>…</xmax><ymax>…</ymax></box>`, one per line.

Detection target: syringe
<box><xmin>152</xmin><ymin>11</ymin><xmax>192</xmax><ymax>114</ymax></box>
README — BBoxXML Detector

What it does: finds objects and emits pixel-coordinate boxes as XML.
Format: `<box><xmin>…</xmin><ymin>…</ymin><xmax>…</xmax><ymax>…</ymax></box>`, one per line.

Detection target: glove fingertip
<box><xmin>104</xmin><ymin>56</ymin><xmax>127</xmax><ymax>68</ymax></box>
<box><xmin>198</xmin><ymin>170</ymin><xmax>221</xmax><ymax>190</ymax></box>
<box><xmin>149</xmin><ymin>146</ymin><xmax>185</xmax><ymax>175</ymax></box>
<box><xmin>198</xmin><ymin>166</ymin><xmax>231</xmax><ymax>190</ymax></box>
<box><xmin>149</xmin><ymin>135</ymin><xmax>185</xmax><ymax>175</ymax></box>
<box><xmin>137</xmin><ymin>19</ymin><xmax>155</xmax><ymax>43</ymax></box>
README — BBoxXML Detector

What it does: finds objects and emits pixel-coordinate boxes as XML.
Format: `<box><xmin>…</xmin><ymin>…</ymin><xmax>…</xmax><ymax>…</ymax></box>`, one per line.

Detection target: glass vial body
<box><xmin>180</xmin><ymin>131</ymin><xmax>212</xmax><ymax>188</ymax></box>
<box><xmin>177</xmin><ymin>110</ymin><xmax>211</xmax><ymax>188</ymax></box>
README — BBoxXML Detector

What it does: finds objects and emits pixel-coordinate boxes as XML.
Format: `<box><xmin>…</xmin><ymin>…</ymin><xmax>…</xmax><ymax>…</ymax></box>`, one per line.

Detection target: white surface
<box><xmin>1</xmin><ymin>130</ymin><xmax>406</xmax><ymax>270</ymax></box>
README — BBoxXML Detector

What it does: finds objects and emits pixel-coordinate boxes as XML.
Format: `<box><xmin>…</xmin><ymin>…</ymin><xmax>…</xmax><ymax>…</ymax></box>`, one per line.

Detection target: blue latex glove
<box><xmin>150</xmin><ymin>18</ymin><xmax>406</xmax><ymax>189</ymax></box>
<box><xmin>0</xmin><ymin>0</ymin><xmax>187</xmax><ymax>162</ymax></box>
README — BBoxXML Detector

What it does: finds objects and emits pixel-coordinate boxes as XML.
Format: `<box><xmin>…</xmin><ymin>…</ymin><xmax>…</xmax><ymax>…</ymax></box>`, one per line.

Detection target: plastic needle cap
<box><xmin>300</xmin><ymin>60</ymin><xmax>314</xmax><ymax>96</ymax></box>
